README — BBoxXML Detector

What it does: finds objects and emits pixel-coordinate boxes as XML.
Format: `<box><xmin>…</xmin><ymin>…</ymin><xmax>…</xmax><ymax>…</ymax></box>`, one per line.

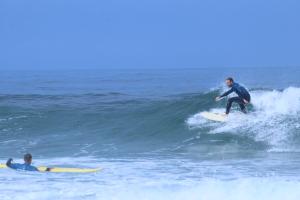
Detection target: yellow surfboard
<box><xmin>200</xmin><ymin>111</ymin><xmax>227</xmax><ymax>122</ymax></box>
<box><xmin>0</xmin><ymin>164</ymin><xmax>101</xmax><ymax>173</ymax></box>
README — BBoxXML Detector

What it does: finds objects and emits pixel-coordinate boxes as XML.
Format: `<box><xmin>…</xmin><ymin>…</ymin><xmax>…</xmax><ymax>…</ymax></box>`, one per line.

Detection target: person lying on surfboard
<box><xmin>215</xmin><ymin>77</ymin><xmax>251</xmax><ymax>115</ymax></box>
<box><xmin>6</xmin><ymin>153</ymin><xmax>38</xmax><ymax>171</ymax></box>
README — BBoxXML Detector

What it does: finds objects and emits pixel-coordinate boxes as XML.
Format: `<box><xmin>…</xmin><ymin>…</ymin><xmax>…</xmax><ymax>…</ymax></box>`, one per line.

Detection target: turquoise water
<box><xmin>1</xmin><ymin>67</ymin><xmax>300</xmax><ymax>199</ymax></box>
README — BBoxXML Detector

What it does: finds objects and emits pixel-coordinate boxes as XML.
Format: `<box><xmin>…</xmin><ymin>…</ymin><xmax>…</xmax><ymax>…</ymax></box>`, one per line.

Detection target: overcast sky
<box><xmin>0</xmin><ymin>0</ymin><xmax>299</xmax><ymax>70</ymax></box>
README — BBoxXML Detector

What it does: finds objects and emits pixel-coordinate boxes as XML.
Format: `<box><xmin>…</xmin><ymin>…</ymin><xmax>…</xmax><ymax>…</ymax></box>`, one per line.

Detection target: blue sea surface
<box><xmin>0</xmin><ymin>67</ymin><xmax>300</xmax><ymax>200</ymax></box>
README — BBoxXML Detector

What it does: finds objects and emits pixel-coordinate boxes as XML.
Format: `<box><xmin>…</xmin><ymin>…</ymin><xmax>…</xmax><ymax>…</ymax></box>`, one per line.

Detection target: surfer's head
<box><xmin>225</xmin><ymin>77</ymin><xmax>234</xmax><ymax>87</ymax></box>
<box><xmin>24</xmin><ymin>153</ymin><xmax>33</xmax><ymax>165</ymax></box>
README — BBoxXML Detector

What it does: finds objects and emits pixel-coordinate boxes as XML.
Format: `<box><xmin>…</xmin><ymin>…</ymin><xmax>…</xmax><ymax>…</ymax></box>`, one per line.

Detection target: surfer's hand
<box><xmin>243</xmin><ymin>99</ymin><xmax>249</xmax><ymax>104</ymax></box>
<box><xmin>215</xmin><ymin>96</ymin><xmax>220</xmax><ymax>101</ymax></box>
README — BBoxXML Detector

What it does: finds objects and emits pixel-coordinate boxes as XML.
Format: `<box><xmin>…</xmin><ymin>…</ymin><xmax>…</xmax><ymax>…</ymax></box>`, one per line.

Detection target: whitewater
<box><xmin>0</xmin><ymin>68</ymin><xmax>300</xmax><ymax>200</ymax></box>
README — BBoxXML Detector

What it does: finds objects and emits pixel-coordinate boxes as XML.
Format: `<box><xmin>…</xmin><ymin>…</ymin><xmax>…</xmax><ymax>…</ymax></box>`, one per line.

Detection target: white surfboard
<box><xmin>200</xmin><ymin>111</ymin><xmax>227</xmax><ymax>122</ymax></box>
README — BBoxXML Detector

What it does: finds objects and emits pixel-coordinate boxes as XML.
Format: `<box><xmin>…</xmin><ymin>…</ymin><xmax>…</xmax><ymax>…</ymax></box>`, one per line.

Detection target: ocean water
<box><xmin>0</xmin><ymin>67</ymin><xmax>300</xmax><ymax>200</ymax></box>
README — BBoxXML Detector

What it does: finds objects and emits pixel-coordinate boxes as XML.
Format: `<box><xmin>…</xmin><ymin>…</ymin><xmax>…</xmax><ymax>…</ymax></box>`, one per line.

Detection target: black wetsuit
<box><xmin>220</xmin><ymin>82</ymin><xmax>251</xmax><ymax>114</ymax></box>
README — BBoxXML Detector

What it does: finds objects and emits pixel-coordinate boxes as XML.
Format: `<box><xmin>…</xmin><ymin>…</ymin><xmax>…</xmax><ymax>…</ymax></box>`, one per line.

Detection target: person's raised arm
<box><xmin>6</xmin><ymin>158</ymin><xmax>13</xmax><ymax>167</ymax></box>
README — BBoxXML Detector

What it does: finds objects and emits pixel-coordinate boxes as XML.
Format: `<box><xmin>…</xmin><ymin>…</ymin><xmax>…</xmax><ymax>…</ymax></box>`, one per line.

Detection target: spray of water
<box><xmin>187</xmin><ymin>87</ymin><xmax>300</xmax><ymax>151</ymax></box>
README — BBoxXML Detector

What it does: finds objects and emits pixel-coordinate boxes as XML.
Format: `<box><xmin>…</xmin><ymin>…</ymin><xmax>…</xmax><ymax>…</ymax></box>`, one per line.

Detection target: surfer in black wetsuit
<box><xmin>215</xmin><ymin>77</ymin><xmax>251</xmax><ymax>115</ymax></box>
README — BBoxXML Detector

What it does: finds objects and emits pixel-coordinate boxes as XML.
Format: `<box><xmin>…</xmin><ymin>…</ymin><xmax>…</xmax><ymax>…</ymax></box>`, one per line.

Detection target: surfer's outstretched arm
<box><xmin>219</xmin><ymin>88</ymin><xmax>234</xmax><ymax>98</ymax></box>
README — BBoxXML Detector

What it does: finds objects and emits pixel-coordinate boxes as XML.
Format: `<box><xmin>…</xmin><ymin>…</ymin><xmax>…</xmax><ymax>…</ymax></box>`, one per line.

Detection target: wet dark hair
<box><xmin>24</xmin><ymin>153</ymin><xmax>32</xmax><ymax>162</ymax></box>
<box><xmin>226</xmin><ymin>77</ymin><xmax>234</xmax><ymax>82</ymax></box>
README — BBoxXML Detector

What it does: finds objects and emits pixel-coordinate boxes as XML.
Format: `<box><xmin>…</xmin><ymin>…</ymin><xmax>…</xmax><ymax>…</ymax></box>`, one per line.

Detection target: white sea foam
<box><xmin>0</xmin><ymin>173</ymin><xmax>299</xmax><ymax>200</ymax></box>
<box><xmin>1</xmin><ymin>157</ymin><xmax>300</xmax><ymax>200</ymax></box>
<box><xmin>252</xmin><ymin>87</ymin><xmax>300</xmax><ymax>115</ymax></box>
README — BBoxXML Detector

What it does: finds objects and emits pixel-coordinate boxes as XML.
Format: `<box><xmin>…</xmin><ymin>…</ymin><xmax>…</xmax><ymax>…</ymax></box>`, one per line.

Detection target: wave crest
<box><xmin>187</xmin><ymin>87</ymin><xmax>300</xmax><ymax>151</ymax></box>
